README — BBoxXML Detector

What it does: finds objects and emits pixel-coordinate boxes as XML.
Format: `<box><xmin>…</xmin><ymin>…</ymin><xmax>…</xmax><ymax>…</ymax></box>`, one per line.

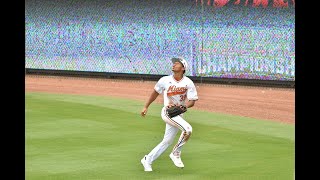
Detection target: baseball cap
<box><xmin>171</xmin><ymin>57</ymin><xmax>188</xmax><ymax>72</ymax></box>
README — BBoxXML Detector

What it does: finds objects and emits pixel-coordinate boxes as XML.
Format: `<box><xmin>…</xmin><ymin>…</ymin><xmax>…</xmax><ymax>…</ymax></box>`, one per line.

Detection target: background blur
<box><xmin>25</xmin><ymin>0</ymin><xmax>295</xmax><ymax>81</ymax></box>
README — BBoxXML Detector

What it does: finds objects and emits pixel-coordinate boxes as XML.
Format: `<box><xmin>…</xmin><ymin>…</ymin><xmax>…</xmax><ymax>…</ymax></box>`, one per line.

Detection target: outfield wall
<box><xmin>25</xmin><ymin>68</ymin><xmax>294</xmax><ymax>88</ymax></box>
<box><xmin>25</xmin><ymin>0</ymin><xmax>294</xmax><ymax>87</ymax></box>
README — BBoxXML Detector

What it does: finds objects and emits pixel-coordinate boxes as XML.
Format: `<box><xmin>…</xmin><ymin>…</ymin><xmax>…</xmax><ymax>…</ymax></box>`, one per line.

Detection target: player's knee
<box><xmin>183</xmin><ymin>130</ymin><xmax>192</xmax><ymax>138</ymax></box>
<box><xmin>186</xmin><ymin>126</ymin><xmax>192</xmax><ymax>135</ymax></box>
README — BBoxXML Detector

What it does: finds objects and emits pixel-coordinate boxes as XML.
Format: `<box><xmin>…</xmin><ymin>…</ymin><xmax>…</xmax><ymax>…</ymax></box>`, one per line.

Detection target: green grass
<box><xmin>26</xmin><ymin>92</ymin><xmax>295</xmax><ymax>180</ymax></box>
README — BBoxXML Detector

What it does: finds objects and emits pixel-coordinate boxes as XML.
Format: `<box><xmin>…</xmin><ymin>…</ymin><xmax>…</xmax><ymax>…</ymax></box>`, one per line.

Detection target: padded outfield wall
<box><xmin>25</xmin><ymin>0</ymin><xmax>295</xmax><ymax>83</ymax></box>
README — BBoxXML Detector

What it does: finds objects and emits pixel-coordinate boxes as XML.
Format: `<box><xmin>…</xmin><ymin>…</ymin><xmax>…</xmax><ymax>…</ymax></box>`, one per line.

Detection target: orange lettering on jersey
<box><xmin>167</xmin><ymin>85</ymin><xmax>187</xmax><ymax>96</ymax></box>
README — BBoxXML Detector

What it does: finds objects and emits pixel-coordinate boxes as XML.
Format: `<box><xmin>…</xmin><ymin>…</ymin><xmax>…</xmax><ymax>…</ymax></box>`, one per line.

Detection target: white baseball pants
<box><xmin>147</xmin><ymin>107</ymin><xmax>193</xmax><ymax>164</ymax></box>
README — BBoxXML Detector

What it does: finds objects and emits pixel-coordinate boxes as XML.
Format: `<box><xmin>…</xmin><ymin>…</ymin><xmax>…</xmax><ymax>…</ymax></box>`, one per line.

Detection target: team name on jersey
<box><xmin>167</xmin><ymin>85</ymin><xmax>187</xmax><ymax>96</ymax></box>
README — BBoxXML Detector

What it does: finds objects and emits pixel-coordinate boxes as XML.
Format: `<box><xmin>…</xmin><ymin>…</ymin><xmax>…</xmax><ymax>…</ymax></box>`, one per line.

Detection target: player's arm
<box><xmin>141</xmin><ymin>90</ymin><xmax>160</xmax><ymax>117</ymax></box>
<box><xmin>186</xmin><ymin>100</ymin><xmax>196</xmax><ymax>108</ymax></box>
<box><xmin>185</xmin><ymin>80</ymin><xmax>198</xmax><ymax>109</ymax></box>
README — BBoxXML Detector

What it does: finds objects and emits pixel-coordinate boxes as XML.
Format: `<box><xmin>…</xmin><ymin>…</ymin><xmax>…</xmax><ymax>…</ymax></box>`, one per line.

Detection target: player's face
<box><xmin>172</xmin><ymin>62</ymin><xmax>185</xmax><ymax>73</ymax></box>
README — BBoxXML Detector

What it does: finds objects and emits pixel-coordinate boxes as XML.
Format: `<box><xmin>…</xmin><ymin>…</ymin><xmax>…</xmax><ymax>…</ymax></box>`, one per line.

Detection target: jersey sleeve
<box><xmin>187</xmin><ymin>81</ymin><xmax>199</xmax><ymax>101</ymax></box>
<box><xmin>154</xmin><ymin>77</ymin><xmax>165</xmax><ymax>94</ymax></box>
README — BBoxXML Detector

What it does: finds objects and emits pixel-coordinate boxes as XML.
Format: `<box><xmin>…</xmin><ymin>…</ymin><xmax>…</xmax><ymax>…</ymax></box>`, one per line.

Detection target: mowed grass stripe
<box><xmin>26</xmin><ymin>92</ymin><xmax>294</xmax><ymax>141</ymax></box>
<box><xmin>26</xmin><ymin>92</ymin><xmax>294</xmax><ymax>180</ymax></box>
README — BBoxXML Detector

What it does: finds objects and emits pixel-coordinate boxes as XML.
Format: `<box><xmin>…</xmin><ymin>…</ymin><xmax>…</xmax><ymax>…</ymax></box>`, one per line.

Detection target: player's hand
<box><xmin>166</xmin><ymin>103</ymin><xmax>176</xmax><ymax>108</ymax></box>
<box><xmin>141</xmin><ymin>107</ymin><xmax>148</xmax><ymax>117</ymax></box>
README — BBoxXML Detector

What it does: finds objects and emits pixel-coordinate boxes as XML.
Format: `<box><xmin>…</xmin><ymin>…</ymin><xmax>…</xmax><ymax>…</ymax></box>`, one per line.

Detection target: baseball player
<box><xmin>140</xmin><ymin>57</ymin><xmax>199</xmax><ymax>172</ymax></box>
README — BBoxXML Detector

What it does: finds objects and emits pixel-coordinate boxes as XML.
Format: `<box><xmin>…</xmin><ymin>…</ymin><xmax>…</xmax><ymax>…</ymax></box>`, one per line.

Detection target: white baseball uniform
<box><xmin>146</xmin><ymin>74</ymin><xmax>198</xmax><ymax>164</ymax></box>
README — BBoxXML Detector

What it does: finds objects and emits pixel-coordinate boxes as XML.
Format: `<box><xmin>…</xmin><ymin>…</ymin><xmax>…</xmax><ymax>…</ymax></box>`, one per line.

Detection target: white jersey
<box><xmin>154</xmin><ymin>75</ymin><xmax>198</xmax><ymax>107</ymax></box>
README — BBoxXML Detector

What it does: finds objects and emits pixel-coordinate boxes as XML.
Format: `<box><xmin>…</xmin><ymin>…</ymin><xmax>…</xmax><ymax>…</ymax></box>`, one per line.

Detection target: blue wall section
<box><xmin>25</xmin><ymin>0</ymin><xmax>295</xmax><ymax>81</ymax></box>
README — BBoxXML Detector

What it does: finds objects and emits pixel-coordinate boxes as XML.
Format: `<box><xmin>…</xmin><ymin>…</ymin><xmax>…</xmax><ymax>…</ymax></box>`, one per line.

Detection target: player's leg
<box><xmin>141</xmin><ymin>111</ymin><xmax>179</xmax><ymax>171</ymax></box>
<box><xmin>161</xmin><ymin>108</ymin><xmax>192</xmax><ymax>168</ymax></box>
<box><xmin>147</xmin><ymin>123</ymin><xmax>179</xmax><ymax>163</ymax></box>
<box><xmin>169</xmin><ymin>115</ymin><xmax>192</xmax><ymax>155</ymax></box>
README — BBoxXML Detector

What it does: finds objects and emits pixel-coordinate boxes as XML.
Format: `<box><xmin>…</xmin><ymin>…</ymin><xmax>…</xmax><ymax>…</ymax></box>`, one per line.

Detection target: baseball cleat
<box><xmin>169</xmin><ymin>153</ymin><xmax>184</xmax><ymax>168</ymax></box>
<box><xmin>141</xmin><ymin>155</ymin><xmax>152</xmax><ymax>172</ymax></box>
